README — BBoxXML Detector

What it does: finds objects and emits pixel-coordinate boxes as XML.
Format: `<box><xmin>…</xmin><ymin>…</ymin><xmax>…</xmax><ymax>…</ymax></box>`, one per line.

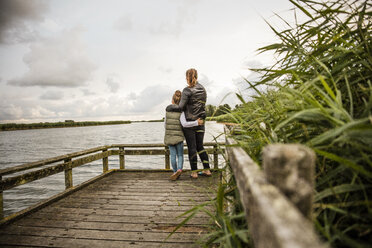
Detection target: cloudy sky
<box><xmin>0</xmin><ymin>0</ymin><xmax>295</xmax><ymax>123</ymax></box>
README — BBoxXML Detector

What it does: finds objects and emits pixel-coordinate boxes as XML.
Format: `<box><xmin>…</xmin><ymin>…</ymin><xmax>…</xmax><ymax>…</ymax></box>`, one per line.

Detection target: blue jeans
<box><xmin>169</xmin><ymin>142</ymin><xmax>184</xmax><ymax>172</ymax></box>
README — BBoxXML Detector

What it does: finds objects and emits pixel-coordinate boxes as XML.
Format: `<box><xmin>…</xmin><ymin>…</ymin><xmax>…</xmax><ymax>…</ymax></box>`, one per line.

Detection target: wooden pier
<box><xmin>0</xmin><ymin>143</ymin><xmax>222</xmax><ymax>247</ymax></box>
<box><xmin>0</xmin><ymin>133</ymin><xmax>329</xmax><ymax>247</ymax></box>
<box><xmin>0</xmin><ymin>170</ymin><xmax>219</xmax><ymax>247</ymax></box>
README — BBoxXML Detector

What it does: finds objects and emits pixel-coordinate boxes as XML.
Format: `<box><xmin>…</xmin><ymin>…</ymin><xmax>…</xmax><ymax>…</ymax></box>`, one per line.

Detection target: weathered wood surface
<box><xmin>0</xmin><ymin>151</ymin><xmax>110</xmax><ymax>191</ymax></box>
<box><xmin>263</xmin><ymin>144</ymin><xmax>315</xmax><ymax>219</ymax></box>
<box><xmin>0</xmin><ymin>146</ymin><xmax>110</xmax><ymax>176</ymax></box>
<box><xmin>225</xmin><ymin>127</ymin><xmax>327</xmax><ymax>248</ymax></box>
<box><xmin>0</xmin><ymin>171</ymin><xmax>219</xmax><ymax>247</ymax></box>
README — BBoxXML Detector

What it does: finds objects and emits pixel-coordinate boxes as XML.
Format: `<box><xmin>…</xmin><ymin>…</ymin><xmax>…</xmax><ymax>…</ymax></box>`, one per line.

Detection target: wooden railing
<box><xmin>0</xmin><ymin>126</ymin><xmax>329</xmax><ymax>247</ymax></box>
<box><xmin>0</xmin><ymin>142</ymin><xmax>223</xmax><ymax>220</ymax></box>
<box><xmin>225</xmin><ymin>126</ymin><xmax>327</xmax><ymax>248</ymax></box>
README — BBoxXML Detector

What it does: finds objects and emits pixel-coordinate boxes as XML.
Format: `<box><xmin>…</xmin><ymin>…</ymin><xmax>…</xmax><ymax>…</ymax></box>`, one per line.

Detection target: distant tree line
<box><xmin>205</xmin><ymin>103</ymin><xmax>244</xmax><ymax>117</ymax></box>
<box><xmin>0</xmin><ymin>120</ymin><xmax>131</xmax><ymax>131</ymax></box>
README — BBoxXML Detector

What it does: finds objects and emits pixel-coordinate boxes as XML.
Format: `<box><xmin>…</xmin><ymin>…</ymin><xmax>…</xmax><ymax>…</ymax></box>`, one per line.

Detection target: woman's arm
<box><xmin>178</xmin><ymin>87</ymin><xmax>191</xmax><ymax>111</ymax></box>
<box><xmin>180</xmin><ymin>112</ymin><xmax>198</xmax><ymax>128</ymax></box>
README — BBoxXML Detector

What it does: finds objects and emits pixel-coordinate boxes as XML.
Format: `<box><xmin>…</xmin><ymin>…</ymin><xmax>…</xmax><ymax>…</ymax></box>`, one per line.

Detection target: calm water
<box><xmin>0</xmin><ymin>122</ymin><xmax>224</xmax><ymax>216</ymax></box>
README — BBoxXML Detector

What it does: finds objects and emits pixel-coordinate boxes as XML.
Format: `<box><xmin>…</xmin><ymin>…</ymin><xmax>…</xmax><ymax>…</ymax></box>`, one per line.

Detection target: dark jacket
<box><xmin>164</xmin><ymin>104</ymin><xmax>184</xmax><ymax>146</ymax></box>
<box><xmin>178</xmin><ymin>82</ymin><xmax>207</xmax><ymax>121</ymax></box>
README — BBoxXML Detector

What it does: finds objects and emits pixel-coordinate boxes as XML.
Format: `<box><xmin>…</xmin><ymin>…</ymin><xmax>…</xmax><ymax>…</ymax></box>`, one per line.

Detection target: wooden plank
<box><xmin>0</xmin><ymin>225</ymin><xmax>203</xmax><ymax>242</ymax></box>
<box><xmin>0</xmin><ymin>234</ymin><xmax>198</xmax><ymax>248</ymax></box>
<box><xmin>46</xmin><ymin>202</ymin><xmax>212</xmax><ymax>212</ymax></box>
<box><xmin>24</xmin><ymin>211</ymin><xmax>210</xmax><ymax>225</ymax></box>
<box><xmin>15</xmin><ymin>218</ymin><xmax>209</xmax><ymax>233</ymax></box>
<box><xmin>23</xmin><ymin>212</ymin><xmax>210</xmax><ymax>225</ymax></box>
<box><xmin>36</xmin><ymin>206</ymin><xmax>209</xmax><ymax>218</ymax></box>
<box><xmin>50</xmin><ymin>198</ymin><xmax>207</xmax><ymax>207</ymax></box>
<box><xmin>49</xmin><ymin>202</ymin><xmax>213</xmax><ymax>212</ymax></box>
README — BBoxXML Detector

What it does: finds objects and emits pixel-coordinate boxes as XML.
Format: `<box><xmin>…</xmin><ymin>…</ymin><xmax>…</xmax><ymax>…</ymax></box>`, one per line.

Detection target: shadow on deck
<box><xmin>0</xmin><ymin>171</ymin><xmax>219</xmax><ymax>247</ymax></box>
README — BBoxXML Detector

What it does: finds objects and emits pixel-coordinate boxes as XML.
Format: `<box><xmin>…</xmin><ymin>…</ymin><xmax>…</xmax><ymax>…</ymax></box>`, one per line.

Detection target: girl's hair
<box><xmin>173</xmin><ymin>90</ymin><xmax>182</xmax><ymax>105</ymax></box>
<box><xmin>186</xmin><ymin>68</ymin><xmax>198</xmax><ymax>87</ymax></box>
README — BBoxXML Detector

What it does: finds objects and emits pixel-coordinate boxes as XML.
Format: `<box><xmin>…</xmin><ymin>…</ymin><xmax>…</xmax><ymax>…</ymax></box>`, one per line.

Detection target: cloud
<box><xmin>241</xmin><ymin>60</ymin><xmax>264</xmax><ymax>69</ymax></box>
<box><xmin>7</xmin><ymin>28</ymin><xmax>97</xmax><ymax>88</ymax></box>
<box><xmin>0</xmin><ymin>96</ymin><xmax>57</xmax><ymax>122</ymax></box>
<box><xmin>114</xmin><ymin>15</ymin><xmax>132</xmax><ymax>31</ymax></box>
<box><xmin>106</xmin><ymin>77</ymin><xmax>120</xmax><ymax>93</ymax></box>
<box><xmin>126</xmin><ymin>85</ymin><xmax>171</xmax><ymax>112</ymax></box>
<box><xmin>147</xmin><ymin>1</ymin><xmax>198</xmax><ymax>37</ymax></box>
<box><xmin>199</xmin><ymin>74</ymin><xmax>214</xmax><ymax>88</ymax></box>
<box><xmin>0</xmin><ymin>83</ymin><xmax>180</xmax><ymax>122</ymax></box>
<box><xmin>81</xmin><ymin>88</ymin><xmax>96</xmax><ymax>96</ymax></box>
<box><xmin>0</xmin><ymin>0</ymin><xmax>48</xmax><ymax>43</ymax></box>
<box><xmin>207</xmin><ymin>87</ymin><xmax>240</xmax><ymax>107</ymax></box>
<box><xmin>158</xmin><ymin>66</ymin><xmax>173</xmax><ymax>74</ymax></box>
<box><xmin>0</xmin><ymin>103</ymin><xmax>23</xmax><ymax>121</ymax></box>
<box><xmin>40</xmin><ymin>90</ymin><xmax>64</xmax><ymax>100</ymax></box>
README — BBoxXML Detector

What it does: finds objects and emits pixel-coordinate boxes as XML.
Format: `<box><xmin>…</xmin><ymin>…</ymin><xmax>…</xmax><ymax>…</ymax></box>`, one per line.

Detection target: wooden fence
<box><xmin>225</xmin><ymin>126</ymin><xmax>327</xmax><ymax>248</ymax></box>
<box><xmin>0</xmin><ymin>142</ymin><xmax>222</xmax><ymax>220</ymax></box>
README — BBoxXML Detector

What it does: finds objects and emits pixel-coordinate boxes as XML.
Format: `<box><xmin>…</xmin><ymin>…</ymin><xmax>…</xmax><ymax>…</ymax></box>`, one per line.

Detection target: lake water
<box><xmin>0</xmin><ymin>122</ymin><xmax>225</xmax><ymax>216</ymax></box>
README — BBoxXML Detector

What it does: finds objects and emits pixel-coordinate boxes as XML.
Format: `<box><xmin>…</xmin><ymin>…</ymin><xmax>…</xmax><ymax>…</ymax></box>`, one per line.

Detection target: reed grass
<box><xmin>173</xmin><ymin>0</ymin><xmax>371</xmax><ymax>247</ymax></box>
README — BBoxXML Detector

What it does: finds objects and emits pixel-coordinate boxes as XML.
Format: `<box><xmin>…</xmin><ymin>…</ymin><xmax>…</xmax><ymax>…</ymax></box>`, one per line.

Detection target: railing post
<box><xmin>213</xmin><ymin>144</ymin><xmax>218</xmax><ymax>169</ymax></box>
<box><xmin>119</xmin><ymin>147</ymin><xmax>125</xmax><ymax>169</ymax></box>
<box><xmin>0</xmin><ymin>176</ymin><xmax>3</xmax><ymax>219</ymax></box>
<box><xmin>263</xmin><ymin>144</ymin><xmax>315</xmax><ymax>219</ymax></box>
<box><xmin>165</xmin><ymin>146</ymin><xmax>170</xmax><ymax>170</ymax></box>
<box><xmin>102</xmin><ymin>148</ymin><xmax>108</xmax><ymax>173</ymax></box>
<box><xmin>64</xmin><ymin>158</ymin><xmax>73</xmax><ymax>189</ymax></box>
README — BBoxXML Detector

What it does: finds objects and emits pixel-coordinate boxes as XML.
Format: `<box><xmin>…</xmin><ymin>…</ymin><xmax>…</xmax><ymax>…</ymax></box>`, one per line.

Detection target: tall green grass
<box><xmin>174</xmin><ymin>0</ymin><xmax>371</xmax><ymax>247</ymax></box>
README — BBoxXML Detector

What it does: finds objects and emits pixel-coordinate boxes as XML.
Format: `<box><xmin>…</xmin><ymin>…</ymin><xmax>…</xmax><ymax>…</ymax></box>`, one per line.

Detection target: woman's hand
<box><xmin>197</xmin><ymin>118</ymin><xmax>204</xmax><ymax>125</ymax></box>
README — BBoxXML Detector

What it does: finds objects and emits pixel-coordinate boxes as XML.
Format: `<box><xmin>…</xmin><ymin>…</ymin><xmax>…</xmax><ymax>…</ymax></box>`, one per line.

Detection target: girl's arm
<box><xmin>180</xmin><ymin>112</ymin><xmax>198</xmax><ymax>128</ymax></box>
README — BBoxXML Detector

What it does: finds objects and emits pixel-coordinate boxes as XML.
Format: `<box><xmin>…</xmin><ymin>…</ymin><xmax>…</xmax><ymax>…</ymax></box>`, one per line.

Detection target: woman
<box><xmin>178</xmin><ymin>68</ymin><xmax>211</xmax><ymax>179</ymax></box>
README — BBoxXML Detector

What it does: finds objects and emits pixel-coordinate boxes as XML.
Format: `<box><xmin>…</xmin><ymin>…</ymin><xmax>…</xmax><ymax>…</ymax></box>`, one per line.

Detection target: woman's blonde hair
<box><xmin>186</xmin><ymin>68</ymin><xmax>198</xmax><ymax>87</ymax></box>
<box><xmin>173</xmin><ymin>90</ymin><xmax>182</xmax><ymax>105</ymax></box>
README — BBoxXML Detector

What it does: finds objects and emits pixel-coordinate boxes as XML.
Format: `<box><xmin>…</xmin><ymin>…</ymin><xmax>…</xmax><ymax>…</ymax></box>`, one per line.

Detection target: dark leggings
<box><xmin>183</xmin><ymin>126</ymin><xmax>210</xmax><ymax>171</ymax></box>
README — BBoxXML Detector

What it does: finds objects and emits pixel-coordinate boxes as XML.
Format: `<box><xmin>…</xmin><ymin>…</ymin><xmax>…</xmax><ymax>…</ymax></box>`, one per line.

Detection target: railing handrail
<box><xmin>0</xmin><ymin>145</ymin><xmax>110</xmax><ymax>176</ymax></box>
<box><xmin>0</xmin><ymin>142</ymin><xmax>225</xmax><ymax>176</ymax></box>
<box><xmin>225</xmin><ymin>126</ymin><xmax>327</xmax><ymax>248</ymax></box>
<box><xmin>110</xmin><ymin>142</ymin><xmax>222</xmax><ymax>148</ymax></box>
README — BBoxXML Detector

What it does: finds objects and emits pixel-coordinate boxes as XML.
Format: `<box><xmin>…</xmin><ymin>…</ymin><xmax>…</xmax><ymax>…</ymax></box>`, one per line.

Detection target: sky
<box><xmin>0</xmin><ymin>0</ymin><xmax>296</xmax><ymax>123</ymax></box>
